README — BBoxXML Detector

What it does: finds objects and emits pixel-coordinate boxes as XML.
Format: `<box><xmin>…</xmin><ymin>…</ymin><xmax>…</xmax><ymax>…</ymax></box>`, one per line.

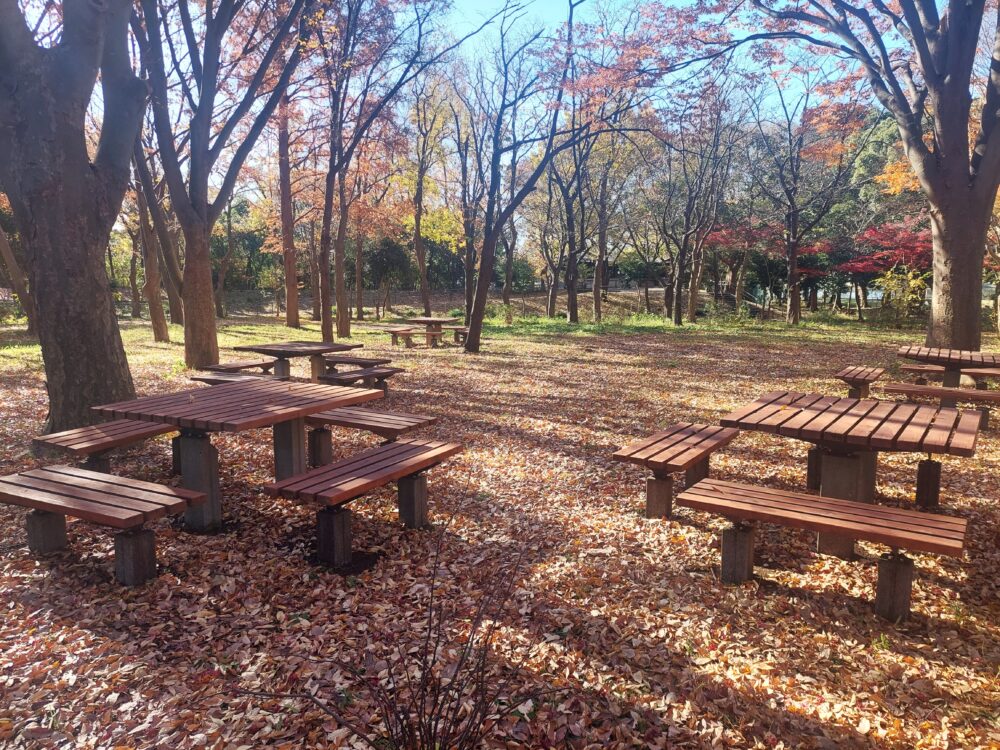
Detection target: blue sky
<box><xmin>448</xmin><ymin>0</ymin><xmax>582</xmax><ymax>35</ymax></box>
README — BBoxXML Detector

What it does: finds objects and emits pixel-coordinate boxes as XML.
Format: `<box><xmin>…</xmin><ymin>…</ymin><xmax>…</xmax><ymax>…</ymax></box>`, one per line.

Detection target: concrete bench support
<box><xmin>818</xmin><ymin>450</ymin><xmax>877</xmax><ymax>560</ymax></box>
<box><xmin>398</xmin><ymin>474</ymin><xmax>429</xmax><ymax>529</ymax></box>
<box><xmin>720</xmin><ymin>522</ymin><xmax>755</xmax><ymax>584</ymax></box>
<box><xmin>114</xmin><ymin>528</ymin><xmax>157</xmax><ymax>586</ymax></box>
<box><xmin>179</xmin><ymin>433</ymin><xmax>223</xmax><ymax>532</ymax></box>
<box><xmin>806</xmin><ymin>447</ymin><xmax>822</xmax><ymax>490</ymax></box>
<box><xmin>26</xmin><ymin>510</ymin><xmax>68</xmax><ymax>554</ymax></box>
<box><xmin>308</xmin><ymin>427</ymin><xmax>334</xmax><ymax>468</ymax></box>
<box><xmin>317</xmin><ymin>506</ymin><xmax>352</xmax><ymax>567</ymax></box>
<box><xmin>273</xmin><ymin>418</ymin><xmax>307</xmax><ymax>481</ymax></box>
<box><xmin>916</xmin><ymin>459</ymin><xmax>941</xmax><ymax>510</ymax></box>
<box><xmin>875</xmin><ymin>552</ymin><xmax>915</xmax><ymax>622</ymax></box>
<box><xmin>646</xmin><ymin>475</ymin><xmax>673</xmax><ymax>519</ymax></box>
<box><xmin>684</xmin><ymin>457</ymin><xmax>710</xmax><ymax>486</ymax></box>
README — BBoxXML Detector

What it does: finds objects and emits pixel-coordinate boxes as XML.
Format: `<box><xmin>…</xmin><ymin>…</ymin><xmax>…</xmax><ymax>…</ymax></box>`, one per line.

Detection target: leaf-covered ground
<box><xmin>1</xmin><ymin>312</ymin><xmax>998</xmax><ymax>749</ymax></box>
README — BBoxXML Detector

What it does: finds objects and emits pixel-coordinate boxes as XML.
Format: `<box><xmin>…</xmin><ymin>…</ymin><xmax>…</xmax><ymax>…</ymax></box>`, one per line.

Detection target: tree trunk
<box><xmin>413</xmin><ymin>173</ymin><xmax>432</xmax><ymax>316</ymax></box>
<box><xmin>566</xmin><ymin>252</ymin><xmax>579</xmax><ymax>323</ymax></box>
<box><xmin>134</xmin><ymin>145</ymin><xmax>184</xmax><ymax>326</ymax></box>
<box><xmin>672</xmin><ymin>247</ymin><xmax>688</xmax><ymax>325</ymax></box>
<box><xmin>926</xmin><ymin>200</ymin><xmax>988</xmax><ymax>348</ymax></box>
<box><xmin>786</xmin><ymin>236</ymin><xmax>802</xmax><ymax>324</ymax></box>
<box><xmin>334</xmin><ymin>176</ymin><xmax>351</xmax><ymax>338</ymax></box>
<box><xmin>355</xmin><ymin>230</ymin><xmax>365</xmax><ymax>321</ymax></box>
<box><xmin>686</xmin><ymin>253</ymin><xmax>704</xmax><ymax>323</ymax></box>
<box><xmin>502</xmin><ymin>226</ymin><xmax>516</xmax><ymax>306</ymax></box>
<box><xmin>136</xmin><ymin>187</ymin><xmax>169</xmax><ymax>342</ymax></box>
<box><xmin>464</xmin><ymin>238</ymin><xmax>476</xmax><ymax>325</ymax></box>
<box><xmin>0</xmin><ymin>225</ymin><xmax>36</xmax><ymax>334</ymax></box>
<box><xmin>181</xmin><ymin>223</ymin><xmax>220</xmax><ymax>367</ymax></box>
<box><xmin>128</xmin><ymin>238</ymin><xmax>142</xmax><ymax>317</ymax></box>
<box><xmin>734</xmin><ymin>250</ymin><xmax>749</xmax><ymax>307</ymax></box>
<box><xmin>278</xmin><ymin>95</ymin><xmax>300</xmax><ymax>328</ymax></box>
<box><xmin>466</xmin><ymin>231</ymin><xmax>502</xmax><ymax>352</ymax></box>
<box><xmin>643</xmin><ymin>284</ymin><xmax>650</xmax><ymax>313</ymax></box>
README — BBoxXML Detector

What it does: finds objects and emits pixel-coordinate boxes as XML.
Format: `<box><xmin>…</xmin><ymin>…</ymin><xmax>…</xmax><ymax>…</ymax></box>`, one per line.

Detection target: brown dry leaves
<box><xmin>1</xmin><ymin>319</ymin><xmax>999</xmax><ymax>749</ymax></box>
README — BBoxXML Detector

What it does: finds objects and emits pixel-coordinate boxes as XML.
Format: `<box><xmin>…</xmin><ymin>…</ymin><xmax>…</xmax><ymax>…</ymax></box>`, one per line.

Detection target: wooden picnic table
<box><xmin>405</xmin><ymin>317</ymin><xmax>457</xmax><ymax>347</ymax></box>
<box><xmin>720</xmin><ymin>390</ymin><xmax>980</xmax><ymax>558</ymax></box>
<box><xmin>94</xmin><ymin>379</ymin><xmax>382</xmax><ymax>531</ymax></box>
<box><xmin>898</xmin><ymin>346</ymin><xmax>1000</xmax><ymax>404</ymax></box>
<box><xmin>234</xmin><ymin>340</ymin><xmax>363</xmax><ymax>381</ymax></box>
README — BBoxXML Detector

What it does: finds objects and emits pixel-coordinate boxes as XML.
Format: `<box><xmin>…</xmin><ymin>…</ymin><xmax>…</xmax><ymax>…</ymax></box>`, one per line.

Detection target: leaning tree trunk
<box><xmin>466</xmin><ymin>231</ymin><xmax>502</xmax><ymax>352</ymax></box>
<box><xmin>278</xmin><ymin>96</ymin><xmax>300</xmax><ymax>328</ymax></box>
<box><xmin>181</xmin><ymin>224</ymin><xmax>220</xmax><ymax>366</ymax></box>
<box><xmin>128</xmin><ymin>240</ymin><xmax>142</xmax><ymax>317</ymax></box>
<box><xmin>463</xmin><ymin>238</ymin><xmax>476</xmax><ymax>325</ymax></box>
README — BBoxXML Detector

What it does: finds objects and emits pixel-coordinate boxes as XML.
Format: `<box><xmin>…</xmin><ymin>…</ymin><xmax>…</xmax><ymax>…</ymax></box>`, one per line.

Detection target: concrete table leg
<box><xmin>26</xmin><ymin>510</ymin><xmax>67</xmax><ymax>554</ymax></box>
<box><xmin>941</xmin><ymin>368</ymin><xmax>960</xmax><ymax>407</ymax></box>
<box><xmin>806</xmin><ymin>447</ymin><xmax>822</xmax><ymax>491</ymax></box>
<box><xmin>114</xmin><ymin>528</ymin><xmax>157</xmax><ymax>586</ymax></box>
<box><xmin>272</xmin><ymin>358</ymin><xmax>291</xmax><ymax>379</ymax></box>
<box><xmin>398</xmin><ymin>474</ymin><xmax>429</xmax><ymax>528</ymax></box>
<box><xmin>309</xmin><ymin>354</ymin><xmax>327</xmax><ymax>382</ymax></box>
<box><xmin>317</xmin><ymin>506</ymin><xmax>352</xmax><ymax>567</ymax></box>
<box><xmin>847</xmin><ymin>384</ymin><xmax>870</xmax><ymax>399</ymax></box>
<box><xmin>720</xmin><ymin>522</ymin><xmax>755</xmax><ymax>583</ymax></box>
<box><xmin>685</xmin><ymin>457</ymin><xmax>710</xmax><ymax>486</ymax></box>
<box><xmin>645</xmin><ymin>475</ymin><xmax>673</xmax><ymax>519</ymax></box>
<box><xmin>875</xmin><ymin>552</ymin><xmax>914</xmax><ymax>622</ymax></box>
<box><xmin>83</xmin><ymin>453</ymin><xmax>111</xmax><ymax>473</ymax></box>
<box><xmin>915</xmin><ymin>459</ymin><xmax>941</xmax><ymax>509</ymax></box>
<box><xmin>171</xmin><ymin>435</ymin><xmax>182</xmax><ymax>475</ymax></box>
<box><xmin>818</xmin><ymin>450</ymin><xmax>877</xmax><ymax>559</ymax></box>
<box><xmin>179</xmin><ymin>431</ymin><xmax>223</xmax><ymax>532</ymax></box>
<box><xmin>274</xmin><ymin>417</ymin><xmax>307</xmax><ymax>480</ymax></box>
<box><xmin>308</xmin><ymin>427</ymin><xmax>333</xmax><ymax>468</ymax></box>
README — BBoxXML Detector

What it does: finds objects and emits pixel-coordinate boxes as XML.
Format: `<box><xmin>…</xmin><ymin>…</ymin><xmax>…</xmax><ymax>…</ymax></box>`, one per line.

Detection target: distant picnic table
<box><xmin>720</xmin><ymin>390</ymin><xmax>980</xmax><ymax>558</ymax></box>
<box><xmin>405</xmin><ymin>317</ymin><xmax>457</xmax><ymax>347</ymax></box>
<box><xmin>94</xmin><ymin>379</ymin><xmax>382</xmax><ymax>531</ymax></box>
<box><xmin>234</xmin><ymin>340</ymin><xmax>362</xmax><ymax>381</ymax></box>
<box><xmin>897</xmin><ymin>345</ymin><xmax>1000</xmax><ymax>406</ymax></box>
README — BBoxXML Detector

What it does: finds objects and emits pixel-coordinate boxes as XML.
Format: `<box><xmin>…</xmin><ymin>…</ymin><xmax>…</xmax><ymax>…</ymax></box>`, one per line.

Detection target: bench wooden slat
<box><xmin>202</xmin><ymin>359</ymin><xmax>276</xmax><ymax>373</ymax></box>
<box><xmin>835</xmin><ymin>366</ymin><xmax>885</xmax><ymax>384</ymax></box>
<box><xmin>33</xmin><ymin>420</ymin><xmax>175</xmax><ymax>457</ymax></box>
<box><xmin>0</xmin><ymin>478</ymin><xmax>142</xmax><ymax>527</ymax></box>
<box><xmin>36</xmin><ymin>464</ymin><xmax>206</xmax><ymax>501</ymax></box>
<box><xmin>305</xmin><ymin>407</ymin><xmax>436</xmax><ymax>439</ymax></box>
<box><xmin>613</xmin><ymin>423</ymin><xmax>738</xmax><ymax>473</ymax></box>
<box><xmin>265</xmin><ymin>438</ymin><xmax>463</xmax><ymax>505</ymax></box>
<box><xmin>8</xmin><ymin>474</ymin><xmax>172</xmax><ymax>521</ymax></box>
<box><xmin>320</xmin><ymin>367</ymin><xmax>404</xmax><ymax>386</ymax></box>
<box><xmin>677</xmin><ymin>479</ymin><xmax>966</xmax><ymax>557</ymax></box>
<box><xmin>881</xmin><ymin>382</ymin><xmax>1000</xmax><ymax>404</ymax></box>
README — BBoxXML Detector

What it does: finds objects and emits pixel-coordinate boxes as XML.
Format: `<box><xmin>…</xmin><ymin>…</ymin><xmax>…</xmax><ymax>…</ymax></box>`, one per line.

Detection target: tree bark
<box><xmin>354</xmin><ymin>230</ymin><xmax>365</xmax><ymax>320</ymax></box>
<box><xmin>927</xmin><ymin>202</ymin><xmax>987</xmax><ymax>349</ymax></box>
<box><xmin>181</xmin><ymin>224</ymin><xmax>220</xmax><ymax>365</ymax></box>
<box><xmin>278</xmin><ymin>95</ymin><xmax>300</xmax><ymax>328</ymax></box>
<box><xmin>566</xmin><ymin>252</ymin><xmax>579</xmax><ymax>323</ymax></box>
<box><xmin>136</xmin><ymin>185</ymin><xmax>170</xmax><ymax>342</ymax></box>
<box><xmin>501</xmin><ymin>227</ymin><xmax>516</xmax><ymax>307</ymax></box>
<box><xmin>334</xmin><ymin>174</ymin><xmax>351</xmax><ymax>338</ymax></box>
<box><xmin>309</xmin><ymin>220</ymin><xmax>321</xmax><ymax>321</ymax></box>
<box><xmin>128</xmin><ymin>238</ymin><xmax>142</xmax><ymax>317</ymax></box>
<box><xmin>464</xmin><ymin>237</ymin><xmax>476</xmax><ymax>325</ymax></box>
<box><xmin>686</xmin><ymin>252</ymin><xmax>704</xmax><ymax>323</ymax></box>
<box><xmin>413</xmin><ymin>170</ymin><xmax>432</xmax><ymax>316</ymax></box>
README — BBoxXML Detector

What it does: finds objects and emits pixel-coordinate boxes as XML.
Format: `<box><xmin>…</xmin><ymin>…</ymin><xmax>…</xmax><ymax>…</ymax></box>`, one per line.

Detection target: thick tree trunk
<box><xmin>334</xmin><ymin>179</ymin><xmax>351</xmax><ymax>338</ymax></box>
<box><xmin>278</xmin><ymin>96</ymin><xmax>300</xmax><ymax>328</ymax></box>
<box><xmin>136</xmin><ymin>188</ymin><xmax>169</xmax><ymax>342</ymax></box>
<box><xmin>181</xmin><ymin>224</ymin><xmax>220</xmax><ymax>367</ymax></box>
<box><xmin>0</xmin><ymin>225</ymin><xmax>36</xmax><ymax>334</ymax></box>
<box><xmin>927</xmin><ymin>203</ymin><xmax>987</xmax><ymax>349</ymax></box>
<box><xmin>566</xmin><ymin>253</ymin><xmax>579</xmax><ymax>323</ymax></box>
<box><xmin>786</xmin><ymin>238</ymin><xmax>801</xmax><ymax>325</ymax></box>
<box><xmin>546</xmin><ymin>265</ymin><xmax>560</xmax><ymax>317</ymax></box>
<box><xmin>32</xmin><ymin>218</ymin><xmax>136</xmax><ymax>430</ymax></box>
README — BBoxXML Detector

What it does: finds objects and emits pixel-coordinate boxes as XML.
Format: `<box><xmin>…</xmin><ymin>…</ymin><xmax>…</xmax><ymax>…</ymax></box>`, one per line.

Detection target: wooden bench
<box><xmin>190</xmin><ymin>372</ymin><xmax>287</xmax><ymax>386</ymax></box>
<box><xmin>676</xmin><ymin>478</ymin><xmax>967</xmax><ymax>622</ymax></box>
<box><xmin>319</xmin><ymin>366</ymin><xmax>403</xmax><ymax>393</ymax></box>
<box><xmin>0</xmin><ymin>465</ymin><xmax>206</xmax><ymax>585</ymax></box>
<box><xmin>835</xmin><ymin>366</ymin><xmax>885</xmax><ymax>398</ymax></box>
<box><xmin>387</xmin><ymin>327</ymin><xmax>416</xmax><ymax>347</ymax></box>
<box><xmin>304</xmin><ymin>407</ymin><xmax>438</xmax><ymax>466</ymax></box>
<box><xmin>202</xmin><ymin>359</ymin><xmax>276</xmax><ymax>374</ymax></box>
<box><xmin>442</xmin><ymin>325</ymin><xmax>469</xmax><ymax>344</ymax></box>
<box><xmin>424</xmin><ymin>330</ymin><xmax>444</xmax><ymax>347</ymax></box>
<box><xmin>612</xmin><ymin>423</ymin><xmax>740</xmax><ymax>518</ymax></box>
<box><xmin>321</xmin><ymin>355</ymin><xmax>393</xmax><ymax>374</ymax></box>
<box><xmin>902</xmin><ymin>362</ymin><xmax>1000</xmax><ymax>385</ymax></box>
<box><xmin>33</xmin><ymin>420</ymin><xmax>177</xmax><ymax>473</ymax></box>
<box><xmin>880</xmin><ymin>382</ymin><xmax>1000</xmax><ymax>429</ymax></box>
<box><xmin>265</xmin><ymin>438</ymin><xmax>463</xmax><ymax>567</ymax></box>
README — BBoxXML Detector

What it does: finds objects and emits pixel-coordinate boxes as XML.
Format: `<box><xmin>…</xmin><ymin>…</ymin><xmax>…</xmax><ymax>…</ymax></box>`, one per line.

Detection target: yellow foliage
<box><xmin>876</xmin><ymin>155</ymin><xmax>921</xmax><ymax>195</ymax></box>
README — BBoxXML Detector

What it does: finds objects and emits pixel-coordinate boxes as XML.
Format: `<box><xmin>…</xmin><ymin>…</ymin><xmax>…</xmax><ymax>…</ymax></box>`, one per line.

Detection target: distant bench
<box><xmin>834</xmin><ymin>366</ymin><xmax>885</xmax><ymax>398</ymax></box>
<box><xmin>0</xmin><ymin>465</ymin><xmax>205</xmax><ymax>585</ymax></box>
<box><xmin>442</xmin><ymin>325</ymin><xmax>469</xmax><ymax>344</ymax></box>
<box><xmin>266</xmin><ymin>439</ymin><xmax>462</xmax><ymax>567</ymax></box>
<box><xmin>304</xmin><ymin>407</ymin><xmax>438</xmax><ymax>466</ymax></box>
<box><xmin>613</xmin><ymin>423</ymin><xmax>740</xmax><ymax>518</ymax></box>
<box><xmin>319</xmin><ymin>366</ymin><xmax>403</xmax><ymax>393</ymax></box>
<box><xmin>191</xmin><ymin>372</ymin><xmax>288</xmax><ymax>386</ymax></box>
<box><xmin>387</xmin><ymin>327</ymin><xmax>416</xmax><ymax>347</ymax></box>
<box><xmin>202</xmin><ymin>359</ymin><xmax>277</xmax><ymax>374</ymax></box>
<box><xmin>677</xmin><ymin>478</ymin><xmax>967</xmax><ymax>622</ymax></box>
<box><xmin>880</xmin><ymin>382</ymin><xmax>1000</xmax><ymax>428</ymax></box>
